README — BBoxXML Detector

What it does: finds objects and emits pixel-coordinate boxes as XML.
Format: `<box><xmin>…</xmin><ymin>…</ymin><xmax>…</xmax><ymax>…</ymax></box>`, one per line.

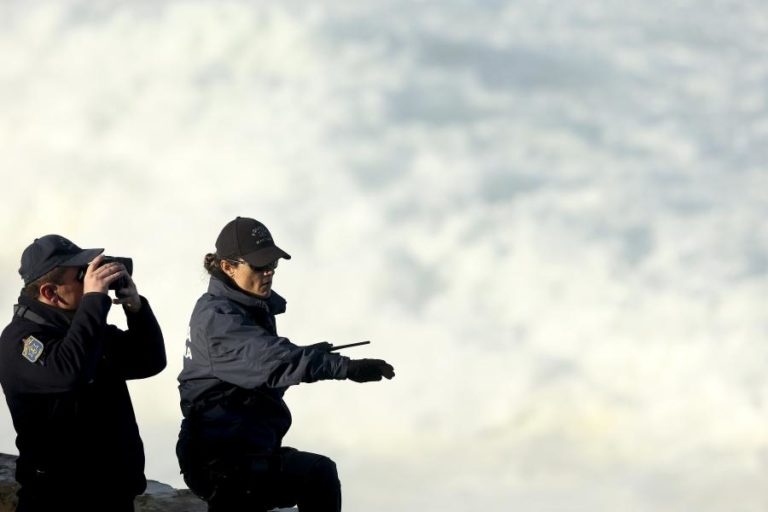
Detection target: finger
<box><xmin>102</xmin><ymin>263</ymin><xmax>124</xmax><ymax>274</ymax></box>
<box><xmin>112</xmin><ymin>268</ymin><xmax>133</xmax><ymax>284</ymax></box>
<box><xmin>102</xmin><ymin>269</ymin><xmax>127</xmax><ymax>285</ymax></box>
<box><xmin>102</xmin><ymin>265</ymin><xmax>128</xmax><ymax>278</ymax></box>
<box><xmin>89</xmin><ymin>262</ymin><xmax>117</xmax><ymax>278</ymax></box>
<box><xmin>87</xmin><ymin>254</ymin><xmax>104</xmax><ymax>272</ymax></box>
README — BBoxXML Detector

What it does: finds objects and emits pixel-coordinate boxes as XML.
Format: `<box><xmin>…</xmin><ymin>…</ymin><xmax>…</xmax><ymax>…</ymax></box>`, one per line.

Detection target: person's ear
<box><xmin>220</xmin><ymin>260</ymin><xmax>235</xmax><ymax>277</ymax></box>
<box><xmin>39</xmin><ymin>283</ymin><xmax>58</xmax><ymax>304</ymax></box>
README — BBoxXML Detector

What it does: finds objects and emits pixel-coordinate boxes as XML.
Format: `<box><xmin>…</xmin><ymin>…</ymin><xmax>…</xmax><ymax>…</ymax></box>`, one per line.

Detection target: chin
<box><xmin>248</xmin><ymin>288</ymin><xmax>271</xmax><ymax>299</ymax></box>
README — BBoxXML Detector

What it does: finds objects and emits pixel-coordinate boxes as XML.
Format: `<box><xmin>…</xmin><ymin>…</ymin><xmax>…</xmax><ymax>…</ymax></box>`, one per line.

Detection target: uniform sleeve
<box><xmin>107</xmin><ymin>296</ymin><xmax>167</xmax><ymax>380</ymax></box>
<box><xmin>4</xmin><ymin>293</ymin><xmax>112</xmax><ymax>393</ymax></box>
<box><xmin>196</xmin><ymin>304</ymin><xmax>348</xmax><ymax>389</ymax></box>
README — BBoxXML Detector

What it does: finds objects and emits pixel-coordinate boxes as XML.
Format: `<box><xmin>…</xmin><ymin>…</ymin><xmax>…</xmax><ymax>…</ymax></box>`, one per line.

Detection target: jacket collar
<box><xmin>207</xmin><ymin>275</ymin><xmax>286</xmax><ymax>315</ymax></box>
<box><xmin>15</xmin><ymin>295</ymin><xmax>75</xmax><ymax>330</ymax></box>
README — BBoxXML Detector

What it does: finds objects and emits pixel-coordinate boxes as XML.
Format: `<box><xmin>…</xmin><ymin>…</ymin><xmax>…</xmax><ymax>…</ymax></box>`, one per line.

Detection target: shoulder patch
<box><xmin>22</xmin><ymin>336</ymin><xmax>45</xmax><ymax>363</ymax></box>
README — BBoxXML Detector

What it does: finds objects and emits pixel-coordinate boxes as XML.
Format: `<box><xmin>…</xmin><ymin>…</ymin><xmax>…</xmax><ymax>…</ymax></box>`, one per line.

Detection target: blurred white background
<box><xmin>0</xmin><ymin>1</ymin><xmax>766</xmax><ymax>510</ymax></box>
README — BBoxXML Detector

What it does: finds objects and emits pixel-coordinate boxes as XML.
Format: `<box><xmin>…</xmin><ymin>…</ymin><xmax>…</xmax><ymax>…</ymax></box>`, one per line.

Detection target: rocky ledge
<box><xmin>0</xmin><ymin>453</ymin><xmax>295</xmax><ymax>512</ymax></box>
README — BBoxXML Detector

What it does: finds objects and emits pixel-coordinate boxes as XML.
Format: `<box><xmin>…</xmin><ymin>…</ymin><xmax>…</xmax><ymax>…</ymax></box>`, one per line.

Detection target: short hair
<box><xmin>21</xmin><ymin>266</ymin><xmax>70</xmax><ymax>299</ymax></box>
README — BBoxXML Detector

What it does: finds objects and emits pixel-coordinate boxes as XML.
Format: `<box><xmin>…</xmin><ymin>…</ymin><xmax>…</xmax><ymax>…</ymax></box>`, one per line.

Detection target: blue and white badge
<box><xmin>22</xmin><ymin>336</ymin><xmax>44</xmax><ymax>363</ymax></box>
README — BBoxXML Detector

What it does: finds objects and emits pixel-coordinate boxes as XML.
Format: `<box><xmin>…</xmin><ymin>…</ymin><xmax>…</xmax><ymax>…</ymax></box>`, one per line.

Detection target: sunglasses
<box><xmin>228</xmin><ymin>259</ymin><xmax>279</xmax><ymax>272</ymax></box>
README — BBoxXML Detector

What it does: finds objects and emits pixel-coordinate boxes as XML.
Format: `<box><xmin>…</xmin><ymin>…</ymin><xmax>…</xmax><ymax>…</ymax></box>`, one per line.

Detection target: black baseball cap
<box><xmin>215</xmin><ymin>217</ymin><xmax>291</xmax><ymax>267</ymax></box>
<box><xmin>19</xmin><ymin>235</ymin><xmax>104</xmax><ymax>285</ymax></box>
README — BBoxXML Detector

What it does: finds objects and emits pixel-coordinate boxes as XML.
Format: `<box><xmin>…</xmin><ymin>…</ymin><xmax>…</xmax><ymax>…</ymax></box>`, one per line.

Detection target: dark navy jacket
<box><xmin>0</xmin><ymin>292</ymin><xmax>166</xmax><ymax>498</ymax></box>
<box><xmin>177</xmin><ymin>276</ymin><xmax>348</xmax><ymax>459</ymax></box>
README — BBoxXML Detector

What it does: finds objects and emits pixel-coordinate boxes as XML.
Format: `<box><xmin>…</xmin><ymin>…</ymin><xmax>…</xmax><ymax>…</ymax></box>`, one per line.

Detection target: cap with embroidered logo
<box><xmin>19</xmin><ymin>235</ymin><xmax>104</xmax><ymax>285</ymax></box>
<box><xmin>215</xmin><ymin>217</ymin><xmax>291</xmax><ymax>267</ymax></box>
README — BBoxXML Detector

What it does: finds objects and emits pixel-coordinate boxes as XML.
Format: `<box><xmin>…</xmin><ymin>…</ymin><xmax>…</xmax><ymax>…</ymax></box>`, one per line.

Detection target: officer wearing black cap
<box><xmin>177</xmin><ymin>217</ymin><xmax>395</xmax><ymax>512</ymax></box>
<box><xmin>0</xmin><ymin>235</ymin><xmax>166</xmax><ymax>512</ymax></box>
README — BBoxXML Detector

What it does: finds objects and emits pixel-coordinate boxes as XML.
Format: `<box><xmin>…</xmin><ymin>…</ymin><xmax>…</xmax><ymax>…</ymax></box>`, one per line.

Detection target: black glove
<box><xmin>347</xmin><ymin>359</ymin><xmax>395</xmax><ymax>383</ymax></box>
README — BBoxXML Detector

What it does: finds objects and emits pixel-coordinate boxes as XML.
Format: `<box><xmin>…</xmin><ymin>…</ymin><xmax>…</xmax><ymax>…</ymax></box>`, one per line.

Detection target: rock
<box><xmin>134</xmin><ymin>480</ymin><xmax>208</xmax><ymax>512</ymax></box>
<box><xmin>0</xmin><ymin>453</ymin><xmax>295</xmax><ymax>512</ymax></box>
<box><xmin>0</xmin><ymin>454</ymin><xmax>17</xmax><ymax>512</ymax></box>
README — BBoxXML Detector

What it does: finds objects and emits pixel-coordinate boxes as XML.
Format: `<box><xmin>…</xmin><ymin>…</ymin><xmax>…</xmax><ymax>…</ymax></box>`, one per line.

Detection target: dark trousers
<box><xmin>181</xmin><ymin>447</ymin><xmax>342</xmax><ymax>512</ymax></box>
